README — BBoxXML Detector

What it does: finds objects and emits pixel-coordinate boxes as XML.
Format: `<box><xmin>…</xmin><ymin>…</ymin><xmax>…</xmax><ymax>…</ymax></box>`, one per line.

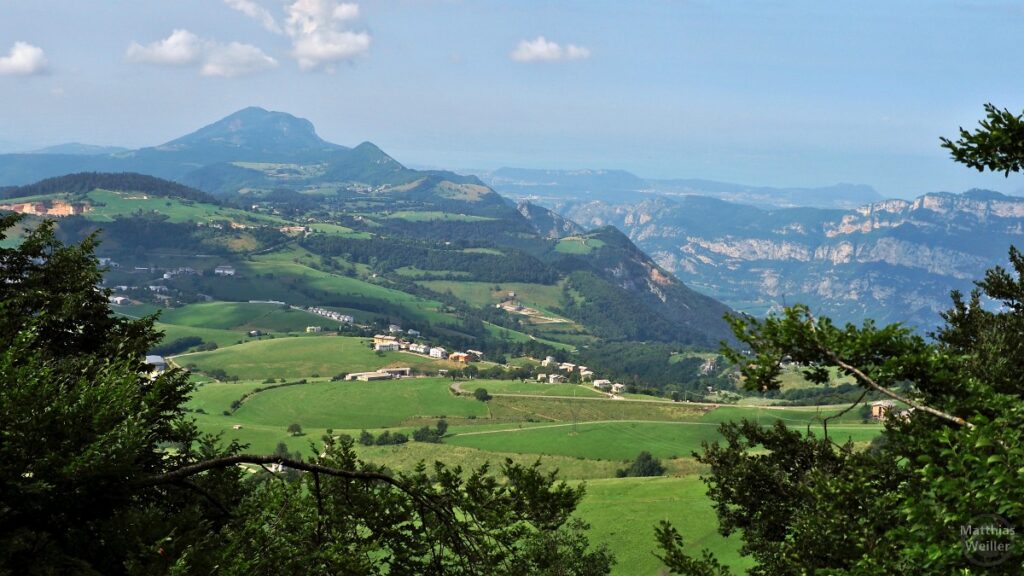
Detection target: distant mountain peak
<box><xmin>155</xmin><ymin>107</ymin><xmax>344</xmax><ymax>156</ymax></box>
<box><xmin>30</xmin><ymin>142</ymin><xmax>129</xmax><ymax>156</ymax></box>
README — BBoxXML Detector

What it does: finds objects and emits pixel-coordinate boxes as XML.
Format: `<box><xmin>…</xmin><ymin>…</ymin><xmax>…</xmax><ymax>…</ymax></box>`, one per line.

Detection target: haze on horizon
<box><xmin>1</xmin><ymin>0</ymin><xmax>1022</xmax><ymax>198</ymax></box>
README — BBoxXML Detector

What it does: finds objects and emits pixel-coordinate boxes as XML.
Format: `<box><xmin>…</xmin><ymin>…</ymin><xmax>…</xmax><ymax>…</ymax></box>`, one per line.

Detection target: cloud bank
<box><xmin>510</xmin><ymin>36</ymin><xmax>590</xmax><ymax>62</ymax></box>
<box><xmin>0</xmin><ymin>41</ymin><xmax>49</xmax><ymax>76</ymax></box>
<box><xmin>285</xmin><ymin>0</ymin><xmax>371</xmax><ymax>71</ymax></box>
<box><xmin>126</xmin><ymin>30</ymin><xmax>277</xmax><ymax>77</ymax></box>
<box><xmin>224</xmin><ymin>0</ymin><xmax>283</xmax><ymax>34</ymax></box>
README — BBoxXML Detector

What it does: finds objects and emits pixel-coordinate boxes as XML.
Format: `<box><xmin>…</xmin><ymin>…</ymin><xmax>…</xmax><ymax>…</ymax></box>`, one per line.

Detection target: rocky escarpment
<box><xmin>561</xmin><ymin>190</ymin><xmax>1023</xmax><ymax>330</ymax></box>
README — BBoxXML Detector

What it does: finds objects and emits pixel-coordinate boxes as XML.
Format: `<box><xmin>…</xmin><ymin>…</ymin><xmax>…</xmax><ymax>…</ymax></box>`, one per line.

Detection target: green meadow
<box><xmin>554</xmin><ymin>236</ymin><xmax>606</xmax><ymax>254</ymax></box>
<box><xmin>172</xmin><ymin>325</ymin><xmax>884</xmax><ymax>576</ymax></box>
<box><xmin>159</xmin><ymin>301</ymin><xmax>326</xmax><ymax>332</ymax></box>
<box><xmin>177</xmin><ymin>336</ymin><xmax>456</xmax><ymax>380</ymax></box>
<box><xmin>84</xmin><ymin>189</ymin><xmax>285</xmax><ymax>226</ymax></box>
<box><xmin>385</xmin><ymin>210</ymin><xmax>495</xmax><ymax>222</ymax></box>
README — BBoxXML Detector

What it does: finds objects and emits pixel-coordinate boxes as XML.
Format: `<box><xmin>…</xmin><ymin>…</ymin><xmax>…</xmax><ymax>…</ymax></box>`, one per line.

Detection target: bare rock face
<box><xmin>562</xmin><ymin>190</ymin><xmax>1024</xmax><ymax>330</ymax></box>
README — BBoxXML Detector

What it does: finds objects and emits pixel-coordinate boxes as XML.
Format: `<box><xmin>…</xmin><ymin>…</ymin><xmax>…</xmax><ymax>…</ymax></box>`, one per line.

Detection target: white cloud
<box><xmin>126</xmin><ymin>30</ymin><xmax>276</xmax><ymax>78</ymax></box>
<box><xmin>0</xmin><ymin>41</ymin><xmax>49</xmax><ymax>76</ymax></box>
<box><xmin>224</xmin><ymin>0</ymin><xmax>282</xmax><ymax>34</ymax></box>
<box><xmin>285</xmin><ymin>0</ymin><xmax>371</xmax><ymax>71</ymax></box>
<box><xmin>125</xmin><ymin>29</ymin><xmax>203</xmax><ymax>66</ymax></box>
<box><xmin>201</xmin><ymin>42</ymin><xmax>278</xmax><ymax>77</ymax></box>
<box><xmin>510</xmin><ymin>36</ymin><xmax>591</xmax><ymax>63</ymax></box>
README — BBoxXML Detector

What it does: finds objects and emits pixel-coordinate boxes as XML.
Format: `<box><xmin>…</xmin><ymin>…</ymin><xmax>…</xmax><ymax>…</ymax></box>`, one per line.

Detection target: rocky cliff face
<box><xmin>561</xmin><ymin>190</ymin><xmax>1023</xmax><ymax>330</ymax></box>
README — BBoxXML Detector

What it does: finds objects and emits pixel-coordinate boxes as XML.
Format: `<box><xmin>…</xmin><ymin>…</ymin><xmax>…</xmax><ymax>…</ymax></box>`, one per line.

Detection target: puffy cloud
<box><xmin>125</xmin><ymin>29</ymin><xmax>203</xmax><ymax>66</ymax></box>
<box><xmin>224</xmin><ymin>0</ymin><xmax>283</xmax><ymax>34</ymax></box>
<box><xmin>0</xmin><ymin>41</ymin><xmax>49</xmax><ymax>76</ymax></box>
<box><xmin>201</xmin><ymin>42</ymin><xmax>278</xmax><ymax>77</ymax></box>
<box><xmin>285</xmin><ymin>0</ymin><xmax>371</xmax><ymax>71</ymax></box>
<box><xmin>510</xmin><ymin>36</ymin><xmax>591</xmax><ymax>63</ymax></box>
<box><xmin>126</xmin><ymin>30</ymin><xmax>276</xmax><ymax>78</ymax></box>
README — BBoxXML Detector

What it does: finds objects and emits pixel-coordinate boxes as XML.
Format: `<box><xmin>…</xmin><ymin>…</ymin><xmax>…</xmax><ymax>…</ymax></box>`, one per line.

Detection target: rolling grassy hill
<box><xmin>185</xmin><ymin>373</ymin><xmax>883</xmax><ymax>575</ymax></box>
<box><xmin>176</xmin><ymin>337</ymin><xmax>465</xmax><ymax>380</ymax></box>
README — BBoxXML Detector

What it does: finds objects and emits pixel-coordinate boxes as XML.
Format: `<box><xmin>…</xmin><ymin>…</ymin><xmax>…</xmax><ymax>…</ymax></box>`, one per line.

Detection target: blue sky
<box><xmin>1</xmin><ymin>0</ymin><xmax>1022</xmax><ymax>198</ymax></box>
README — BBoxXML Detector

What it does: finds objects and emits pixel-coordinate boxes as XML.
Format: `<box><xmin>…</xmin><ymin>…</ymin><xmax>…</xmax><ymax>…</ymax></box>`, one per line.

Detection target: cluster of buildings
<box><xmin>163</xmin><ymin>267</ymin><xmax>197</xmax><ymax>279</ymax></box>
<box><xmin>372</xmin><ymin>334</ymin><xmax>482</xmax><ymax>365</ymax></box>
<box><xmin>538</xmin><ymin>356</ymin><xmax>625</xmax><ymax>394</ymax></box>
<box><xmin>344</xmin><ymin>367</ymin><xmax>412</xmax><ymax>381</ymax></box>
<box><xmin>0</xmin><ymin>200</ymin><xmax>89</xmax><ymax>217</ymax></box>
<box><xmin>305</xmin><ymin>306</ymin><xmax>354</xmax><ymax>324</ymax></box>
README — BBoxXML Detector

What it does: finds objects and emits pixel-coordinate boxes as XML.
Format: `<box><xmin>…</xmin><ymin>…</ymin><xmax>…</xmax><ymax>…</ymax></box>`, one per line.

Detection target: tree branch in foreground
<box><xmin>135</xmin><ymin>454</ymin><xmax>409</xmax><ymax>492</ymax></box>
<box><xmin>805</xmin><ymin>312</ymin><xmax>975</xmax><ymax>429</ymax></box>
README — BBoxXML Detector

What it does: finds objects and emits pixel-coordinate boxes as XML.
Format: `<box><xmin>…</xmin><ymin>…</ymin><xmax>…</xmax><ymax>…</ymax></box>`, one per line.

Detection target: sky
<box><xmin>1</xmin><ymin>0</ymin><xmax>1023</xmax><ymax>198</ymax></box>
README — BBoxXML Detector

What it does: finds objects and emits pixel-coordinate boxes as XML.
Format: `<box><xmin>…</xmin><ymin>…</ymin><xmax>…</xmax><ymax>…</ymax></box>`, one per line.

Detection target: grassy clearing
<box><xmin>192</xmin><ymin>377</ymin><xmax>485</xmax><ymax>429</ymax></box>
<box><xmin>555</xmin><ymin>237</ymin><xmax>605</xmax><ymax>254</ymax></box>
<box><xmin>246</xmin><ymin>249</ymin><xmax>457</xmax><ymax>325</ymax></box>
<box><xmin>417</xmin><ymin>280</ymin><xmax>567</xmax><ymax>312</ymax></box>
<box><xmin>159</xmin><ymin>301</ymin><xmax>325</xmax><ymax>332</ymax></box>
<box><xmin>486</xmin><ymin>396</ymin><xmax>711</xmax><ymax>423</ymax></box>
<box><xmin>178</xmin><ymin>336</ymin><xmax>457</xmax><ymax>380</ymax></box>
<box><xmin>385</xmin><ymin>211</ymin><xmax>495</xmax><ymax>222</ymax></box>
<box><xmin>447</xmin><ymin>420</ymin><xmax>724</xmax><ymax>460</ymax></box>
<box><xmin>84</xmin><ymin>189</ymin><xmax>284</xmax><ymax>225</ymax></box>
<box><xmin>155</xmin><ymin>322</ymin><xmax>245</xmax><ymax>349</ymax></box>
<box><xmin>471</xmin><ymin>380</ymin><xmax>606</xmax><ymax>398</ymax></box>
<box><xmin>448</xmin><ymin>404</ymin><xmax>883</xmax><ymax>460</ymax></box>
<box><xmin>575</xmin><ymin>477</ymin><xmax>752</xmax><ymax>575</ymax></box>
<box><xmin>482</xmin><ymin>322</ymin><xmax>575</xmax><ymax>351</ymax></box>
<box><xmin>307</xmin><ymin>222</ymin><xmax>371</xmax><ymax>238</ymax></box>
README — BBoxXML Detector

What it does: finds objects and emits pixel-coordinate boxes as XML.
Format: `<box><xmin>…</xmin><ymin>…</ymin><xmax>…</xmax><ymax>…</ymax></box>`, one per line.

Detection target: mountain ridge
<box><xmin>562</xmin><ymin>189</ymin><xmax>1022</xmax><ymax>329</ymax></box>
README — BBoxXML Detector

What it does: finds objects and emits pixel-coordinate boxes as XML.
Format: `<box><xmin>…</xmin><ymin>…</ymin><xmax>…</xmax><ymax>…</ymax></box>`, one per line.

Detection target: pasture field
<box><xmin>385</xmin><ymin>211</ymin><xmax>495</xmax><ymax>222</ymax></box>
<box><xmin>159</xmin><ymin>301</ymin><xmax>325</xmax><ymax>332</ymax></box>
<box><xmin>482</xmin><ymin>322</ymin><xmax>575</xmax><ymax>351</ymax></box>
<box><xmin>576</xmin><ymin>476</ymin><xmax>754</xmax><ymax>575</ymax></box>
<box><xmin>416</xmin><ymin>280</ymin><xmax>567</xmax><ymax>313</ymax></box>
<box><xmin>244</xmin><ymin>249</ymin><xmax>458</xmax><ymax>325</ymax></box>
<box><xmin>447</xmin><ymin>420</ymin><xmax>725</xmax><ymax>460</ymax></box>
<box><xmin>484</xmin><ymin>395</ymin><xmax>712</xmax><ymax>423</ymax></box>
<box><xmin>182</xmin><ymin>364</ymin><xmax>883</xmax><ymax>575</ymax></box>
<box><xmin>306</xmin><ymin>222</ymin><xmax>371</xmax><ymax>238</ymax></box>
<box><xmin>554</xmin><ymin>237</ymin><xmax>606</xmax><ymax>254</ymax></box>
<box><xmin>230</xmin><ymin>377</ymin><xmax>488</xmax><ymax>429</ymax></box>
<box><xmin>84</xmin><ymin>189</ymin><xmax>285</xmax><ymax>226</ymax></box>
<box><xmin>471</xmin><ymin>381</ymin><xmax>607</xmax><ymax>398</ymax></box>
<box><xmin>155</xmin><ymin>322</ymin><xmax>245</xmax><ymax>349</ymax></box>
<box><xmin>177</xmin><ymin>336</ymin><xmax>460</xmax><ymax>379</ymax></box>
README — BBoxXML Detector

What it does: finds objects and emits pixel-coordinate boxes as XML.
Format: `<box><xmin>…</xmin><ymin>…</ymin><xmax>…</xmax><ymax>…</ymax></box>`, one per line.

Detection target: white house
<box><xmin>611</xmin><ymin>383</ymin><xmax>626</xmax><ymax>394</ymax></box>
<box><xmin>547</xmin><ymin>374</ymin><xmax>568</xmax><ymax>384</ymax></box>
<box><xmin>306</xmin><ymin>326</ymin><xmax>323</xmax><ymax>333</ymax></box>
<box><xmin>214</xmin><ymin>265</ymin><xmax>236</xmax><ymax>276</ymax></box>
<box><xmin>579</xmin><ymin>369</ymin><xmax>595</xmax><ymax>381</ymax></box>
<box><xmin>541</xmin><ymin>356</ymin><xmax>556</xmax><ymax>367</ymax></box>
<box><xmin>409</xmin><ymin>343</ymin><xmax>429</xmax><ymax>354</ymax></box>
<box><xmin>593</xmin><ymin>379</ymin><xmax>612</xmax><ymax>391</ymax></box>
<box><xmin>388</xmin><ymin>324</ymin><xmax>403</xmax><ymax>333</ymax></box>
<box><xmin>108</xmin><ymin>296</ymin><xmax>129</xmax><ymax>305</ymax></box>
<box><xmin>145</xmin><ymin>355</ymin><xmax>167</xmax><ymax>377</ymax></box>
<box><xmin>375</xmin><ymin>342</ymin><xmax>400</xmax><ymax>352</ymax></box>
<box><xmin>429</xmin><ymin>347</ymin><xmax>448</xmax><ymax>359</ymax></box>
